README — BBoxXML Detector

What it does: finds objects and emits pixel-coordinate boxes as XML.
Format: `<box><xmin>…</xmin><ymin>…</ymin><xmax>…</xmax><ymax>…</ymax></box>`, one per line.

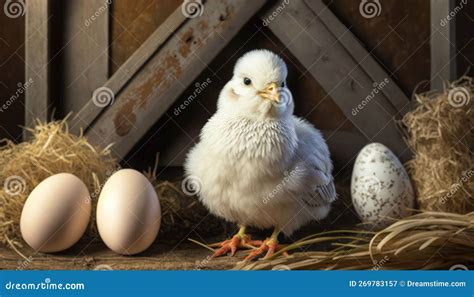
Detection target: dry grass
<box><xmin>236</xmin><ymin>211</ymin><xmax>474</xmax><ymax>270</ymax></box>
<box><xmin>402</xmin><ymin>77</ymin><xmax>473</xmax><ymax>213</ymax></box>
<box><xmin>238</xmin><ymin>83</ymin><xmax>474</xmax><ymax>270</ymax></box>
<box><xmin>144</xmin><ymin>158</ymin><xmax>228</xmax><ymax>242</ymax></box>
<box><xmin>0</xmin><ymin>119</ymin><xmax>226</xmax><ymax>251</ymax></box>
<box><xmin>0</xmin><ymin>118</ymin><xmax>117</xmax><ymax>250</ymax></box>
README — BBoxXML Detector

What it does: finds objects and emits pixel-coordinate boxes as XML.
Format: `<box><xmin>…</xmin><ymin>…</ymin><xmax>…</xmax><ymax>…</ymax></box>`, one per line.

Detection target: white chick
<box><xmin>185</xmin><ymin>49</ymin><xmax>336</xmax><ymax>260</ymax></box>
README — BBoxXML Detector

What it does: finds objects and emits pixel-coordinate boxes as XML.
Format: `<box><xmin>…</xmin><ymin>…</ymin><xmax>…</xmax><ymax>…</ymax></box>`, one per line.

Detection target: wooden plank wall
<box><xmin>109</xmin><ymin>0</ymin><xmax>181</xmax><ymax>74</ymax></box>
<box><xmin>3</xmin><ymin>0</ymin><xmax>472</xmax><ymax>171</ymax></box>
<box><xmin>323</xmin><ymin>0</ymin><xmax>431</xmax><ymax>95</ymax></box>
<box><xmin>430</xmin><ymin>0</ymin><xmax>457</xmax><ymax>89</ymax></box>
<box><xmin>0</xmin><ymin>0</ymin><xmax>25</xmax><ymax>141</ymax></box>
<box><xmin>127</xmin><ymin>19</ymin><xmax>365</xmax><ymax>170</ymax></box>
<box><xmin>125</xmin><ymin>0</ymin><xmax>433</xmax><ymax>171</ymax></box>
<box><xmin>83</xmin><ymin>0</ymin><xmax>267</xmax><ymax>160</ymax></box>
<box><xmin>266</xmin><ymin>1</ymin><xmax>410</xmax><ymax>160</ymax></box>
<box><xmin>61</xmin><ymin>0</ymin><xmax>109</xmax><ymax>115</ymax></box>
<box><xmin>307</xmin><ymin>0</ymin><xmax>409</xmax><ymax>116</ymax></box>
<box><xmin>25</xmin><ymin>0</ymin><xmax>50</xmax><ymax>138</ymax></box>
<box><xmin>70</xmin><ymin>7</ymin><xmax>188</xmax><ymax>134</ymax></box>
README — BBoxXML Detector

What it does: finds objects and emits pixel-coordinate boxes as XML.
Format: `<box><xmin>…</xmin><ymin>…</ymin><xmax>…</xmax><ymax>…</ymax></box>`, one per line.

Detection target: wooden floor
<box><xmin>2</xmin><ymin>182</ymin><xmax>359</xmax><ymax>270</ymax></box>
<box><xmin>1</xmin><ymin>239</ymin><xmax>239</xmax><ymax>270</ymax></box>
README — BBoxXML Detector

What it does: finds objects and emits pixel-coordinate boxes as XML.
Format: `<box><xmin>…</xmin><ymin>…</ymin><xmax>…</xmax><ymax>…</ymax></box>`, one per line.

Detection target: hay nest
<box><xmin>0</xmin><ymin>118</ymin><xmax>224</xmax><ymax>251</ymax></box>
<box><xmin>144</xmin><ymin>160</ymin><xmax>229</xmax><ymax>242</ymax></box>
<box><xmin>403</xmin><ymin>77</ymin><xmax>473</xmax><ymax>213</ymax></box>
<box><xmin>0</xmin><ymin>119</ymin><xmax>117</xmax><ymax>249</ymax></box>
<box><xmin>237</xmin><ymin>211</ymin><xmax>474</xmax><ymax>270</ymax></box>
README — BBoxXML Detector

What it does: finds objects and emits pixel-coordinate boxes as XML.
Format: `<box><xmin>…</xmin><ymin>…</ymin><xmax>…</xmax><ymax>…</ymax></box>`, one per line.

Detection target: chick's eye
<box><xmin>243</xmin><ymin>77</ymin><xmax>252</xmax><ymax>85</ymax></box>
<box><xmin>281</xmin><ymin>81</ymin><xmax>285</xmax><ymax>87</ymax></box>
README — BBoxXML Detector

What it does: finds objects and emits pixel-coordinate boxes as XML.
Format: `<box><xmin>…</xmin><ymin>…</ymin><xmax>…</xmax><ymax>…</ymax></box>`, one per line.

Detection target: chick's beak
<box><xmin>258</xmin><ymin>82</ymin><xmax>280</xmax><ymax>103</ymax></box>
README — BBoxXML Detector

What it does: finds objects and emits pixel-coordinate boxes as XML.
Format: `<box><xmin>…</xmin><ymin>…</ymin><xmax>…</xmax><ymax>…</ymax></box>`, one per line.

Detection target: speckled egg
<box><xmin>351</xmin><ymin>143</ymin><xmax>414</xmax><ymax>230</ymax></box>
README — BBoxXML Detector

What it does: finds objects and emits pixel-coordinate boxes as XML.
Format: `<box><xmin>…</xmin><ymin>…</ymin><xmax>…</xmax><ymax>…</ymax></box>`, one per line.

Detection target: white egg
<box><xmin>351</xmin><ymin>143</ymin><xmax>414</xmax><ymax>230</ymax></box>
<box><xmin>20</xmin><ymin>173</ymin><xmax>91</xmax><ymax>252</ymax></box>
<box><xmin>96</xmin><ymin>169</ymin><xmax>161</xmax><ymax>255</ymax></box>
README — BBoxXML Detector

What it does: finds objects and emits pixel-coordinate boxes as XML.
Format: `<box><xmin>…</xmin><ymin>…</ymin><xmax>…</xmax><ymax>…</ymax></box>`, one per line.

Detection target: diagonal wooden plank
<box><xmin>305</xmin><ymin>0</ymin><xmax>410</xmax><ymax>116</ymax></box>
<box><xmin>265</xmin><ymin>0</ymin><xmax>410</xmax><ymax>160</ymax></box>
<box><xmin>84</xmin><ymin>0</ymin><xmax>266</xmax><ymax>159</ymax></box>
<box><xmin>25</xmin><ymin>0</ymin><xmax>49</xmax><ymax>138</ymax></box>
<box><xmin>70</xmin><ymin>7</ymin><xmax>189</xmax><ymax>135</ymax></box>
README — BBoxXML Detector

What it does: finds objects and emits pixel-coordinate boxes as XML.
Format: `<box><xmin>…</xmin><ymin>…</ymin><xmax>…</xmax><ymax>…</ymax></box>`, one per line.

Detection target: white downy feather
<box><xmin>185</xmin><ymin>49</ymin><xmax>336</xmax><ymax>236</ymax></box>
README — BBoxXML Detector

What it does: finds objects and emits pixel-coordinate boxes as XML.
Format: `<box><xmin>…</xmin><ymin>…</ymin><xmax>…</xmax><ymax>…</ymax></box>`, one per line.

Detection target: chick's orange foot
<box><xmin>210</xmin><ymin>234</ymin><xmax>263</xmax><ymax>258</ymax></box>
<box><xmin>244</xmin><ymin>238</ymin><xmax>288</xmax><ymax>261</ymax></box>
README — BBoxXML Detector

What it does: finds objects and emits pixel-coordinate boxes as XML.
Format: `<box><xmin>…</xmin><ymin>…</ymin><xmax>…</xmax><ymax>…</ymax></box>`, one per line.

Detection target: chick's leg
<box><xmin>244</xmin><ymin>227</ymin><xmax>287</xmax><ymax>261</ymax></box>
<box><xmin>210</xmin><ymin>226</ymin><xmax>262</xmax><ymax>258</ymax></box>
